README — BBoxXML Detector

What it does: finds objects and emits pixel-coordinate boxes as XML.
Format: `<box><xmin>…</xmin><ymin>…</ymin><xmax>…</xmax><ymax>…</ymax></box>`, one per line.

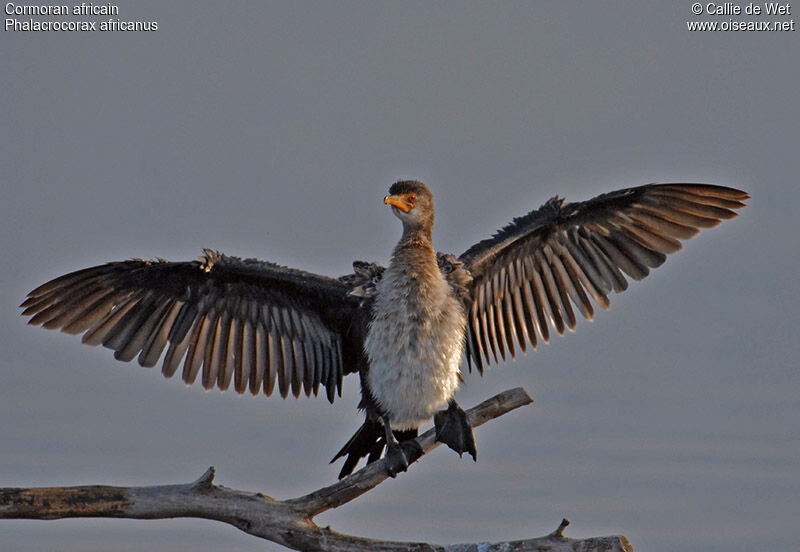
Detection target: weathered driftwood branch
<box><xmin>0</xmin><ymin>387</ymin><xmax>632</xmax><ymax>551</ymax></box>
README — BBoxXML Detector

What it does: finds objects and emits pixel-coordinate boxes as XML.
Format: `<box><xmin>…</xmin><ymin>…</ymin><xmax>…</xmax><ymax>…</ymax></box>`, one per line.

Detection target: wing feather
<box><xmin>251</xmin><ymin>322</ymin><xmax>266</xmax><ymax>396</ymax></box>
<box><xmin>215</xmin><ymin>311</ymin><xmax>235</xmax><ymax>391</ymax></box>
<box><xmin>183</xmin><ymin>312</ymin><xmax>212</xmax><ymax>386</ymax></box>
<box><xmin>235</xmin><ymin>318</ymin><xmax>252</xmax><ymax>394</ymax></box>
<box><xmin>82</xmin><ymin>292</ymin><xmax>140</xmax><ymax>346</ymax></box>
<box><xmin>139</xmin><ymin>300</ymin><xmax>181</xmax><ymax>367</ymax></box>
<box><xmin>162</xmin><ymin>318</ymin><xmax>193</xmax><ymax>378</ymax></box>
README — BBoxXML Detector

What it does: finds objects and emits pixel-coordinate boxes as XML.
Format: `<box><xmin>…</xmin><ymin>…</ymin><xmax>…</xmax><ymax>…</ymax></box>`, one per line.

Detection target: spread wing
<box><xmin>21</xmin><ymin>249</ymin><xmax>361</xmax><ymax>402</ymax></box>
<box><xmin>458</xmin><ymin>183</ymin><xmax>748</xmax><ymax>372</ymax></box>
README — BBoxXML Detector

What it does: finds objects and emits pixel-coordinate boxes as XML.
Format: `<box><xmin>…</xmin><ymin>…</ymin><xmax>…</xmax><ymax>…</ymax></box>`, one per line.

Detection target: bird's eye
<box><xmin>408</xmin><ymin>194</ymin><xmax>416</xmax><ymax>203</ymax></box>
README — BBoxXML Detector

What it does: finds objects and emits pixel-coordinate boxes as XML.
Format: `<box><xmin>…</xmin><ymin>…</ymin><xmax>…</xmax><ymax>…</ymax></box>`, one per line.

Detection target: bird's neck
<box><xmin>390</xmin><ymin>227</ymin><xmax>439</xmax><ymax>286</ymax></box>
<box><xmin>398</xmin><ymin>225</ymin><xmax>434</xmax><ymax>252</ymax></box>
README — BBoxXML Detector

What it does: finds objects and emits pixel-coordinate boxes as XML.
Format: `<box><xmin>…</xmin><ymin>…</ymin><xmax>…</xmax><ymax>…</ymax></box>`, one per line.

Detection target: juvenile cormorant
<box><xmin>21</xmin><ymin>181</ymin><xmax>748</xmax><ymax>478</ymax></box>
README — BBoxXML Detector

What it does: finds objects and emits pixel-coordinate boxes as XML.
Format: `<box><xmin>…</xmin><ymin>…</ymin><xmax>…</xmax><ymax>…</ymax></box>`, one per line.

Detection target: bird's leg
<box><xmin>380</xmin><ymin>415</ymin><xmax>421</xmax><ymax>477</ymax></box>
<box><xmin>434</xmin><ymin>399</ymin><xmax>477</xmax><ymax>461</ymax></box>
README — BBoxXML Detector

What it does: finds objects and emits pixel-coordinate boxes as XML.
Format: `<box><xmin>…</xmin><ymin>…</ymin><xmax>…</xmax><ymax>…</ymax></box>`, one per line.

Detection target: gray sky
<box><xmin>1</xmin><ymin>2</ymin><xmax>797</xmax><ymax>551</ymax></box>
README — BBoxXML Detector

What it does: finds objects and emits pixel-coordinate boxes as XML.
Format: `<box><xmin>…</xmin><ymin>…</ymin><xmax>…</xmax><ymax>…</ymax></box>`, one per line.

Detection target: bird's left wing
<box><xmin>457</xmin><ymin>183</ymin><xmax>748</xmax><ymax>373</ymax></box>
<box><xmin>21</xmin><ymin>250</ymin><xmax>360</xmax><ymax>402</ymax></box>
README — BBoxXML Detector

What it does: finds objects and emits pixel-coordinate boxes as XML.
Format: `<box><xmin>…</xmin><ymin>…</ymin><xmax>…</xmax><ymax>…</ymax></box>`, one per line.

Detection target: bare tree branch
<box><xmin>0</xmin><ymin>387</ymin><xmax>632</xmax><ymax>552</ymax></box>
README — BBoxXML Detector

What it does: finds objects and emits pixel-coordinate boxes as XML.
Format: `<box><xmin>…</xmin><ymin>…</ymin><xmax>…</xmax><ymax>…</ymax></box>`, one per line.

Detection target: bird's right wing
<box><xmin>21</xmin><ymin>249</ymin><xmax>361</xmax><ymax>402</ymax></box>
<box><xmin>457</xmin><ymin>184</ymin><xmax>748</xmax><ymax>373</ymax></box>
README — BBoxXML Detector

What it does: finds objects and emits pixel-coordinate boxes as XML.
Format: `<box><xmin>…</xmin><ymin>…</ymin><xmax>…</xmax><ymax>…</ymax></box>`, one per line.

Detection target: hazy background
<box><xmin>2</xmin><ymin>3</ymin><xmax>797</xmax><ymax>551</ymax></box>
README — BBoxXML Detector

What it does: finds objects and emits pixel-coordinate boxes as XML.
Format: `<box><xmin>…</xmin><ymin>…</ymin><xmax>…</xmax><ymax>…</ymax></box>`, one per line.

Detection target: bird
<box><xmin>20</xmin><ymin>180</ymin><xmax>748</xmax><ymax>478</ymax></box>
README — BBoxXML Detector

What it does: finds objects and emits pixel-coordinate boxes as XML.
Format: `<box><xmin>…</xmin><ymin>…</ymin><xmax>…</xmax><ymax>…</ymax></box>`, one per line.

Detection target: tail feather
<box><xmin>331</xmin><ymin>419</ymin><xmax>417</xmax><ymax>479</ymax></box>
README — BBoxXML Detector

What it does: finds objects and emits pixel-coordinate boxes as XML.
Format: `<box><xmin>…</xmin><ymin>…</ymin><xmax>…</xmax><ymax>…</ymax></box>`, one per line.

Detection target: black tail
<box><xmin>331</xmin><ymin>419</ymin><xmax>417</xmax><ymax>479</ymax></box>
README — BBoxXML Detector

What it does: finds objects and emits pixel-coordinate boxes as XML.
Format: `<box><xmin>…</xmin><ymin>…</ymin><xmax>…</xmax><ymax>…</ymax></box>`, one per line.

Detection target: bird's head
<box><xmin>384</xmin><ymin>180</ymin><xmax>434</xmax><ymax>233</ymax></box>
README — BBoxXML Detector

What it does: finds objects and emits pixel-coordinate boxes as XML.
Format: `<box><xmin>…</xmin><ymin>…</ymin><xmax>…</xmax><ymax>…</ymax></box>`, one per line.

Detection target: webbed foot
<box><xmin>381</xmin><ymin>415</ymin><xmax>423</xmax><ymax>477</ymax></box>
<box><xmin>434</xmin><ymin>400</ymin><xmax>477</xmax><ymax>461</ymax></box>
<box><xmin>385</xmin><ymin>440</ymin><xmax>408</xmax><ymax>477</ymax></box>
<box><xmin>384</xmin><ymin>439</ymin><xmax>423</xmax><ymax>477</ymax></box>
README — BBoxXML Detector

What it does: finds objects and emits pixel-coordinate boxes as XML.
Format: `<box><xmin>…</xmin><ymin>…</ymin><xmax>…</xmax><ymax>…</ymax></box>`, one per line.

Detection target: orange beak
<box><xmin>384</xmin><ymin>194</ymin><xmax>413</xmax><ymax>213</ymax></box>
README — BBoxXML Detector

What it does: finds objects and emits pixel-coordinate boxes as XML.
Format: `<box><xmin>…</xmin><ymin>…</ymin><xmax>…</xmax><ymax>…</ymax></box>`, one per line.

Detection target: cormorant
<box><xmin>21</xmin><ymin>181</ymin><xmax>748</xmax><ymax>478</ymax></box>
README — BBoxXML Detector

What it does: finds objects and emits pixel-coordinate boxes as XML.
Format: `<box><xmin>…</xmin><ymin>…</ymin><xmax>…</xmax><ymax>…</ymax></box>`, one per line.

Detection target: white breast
<box><xmin>364</xmin><ymin>262</ymin><xmax>466</xmax><ymax>430</ymax></box>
